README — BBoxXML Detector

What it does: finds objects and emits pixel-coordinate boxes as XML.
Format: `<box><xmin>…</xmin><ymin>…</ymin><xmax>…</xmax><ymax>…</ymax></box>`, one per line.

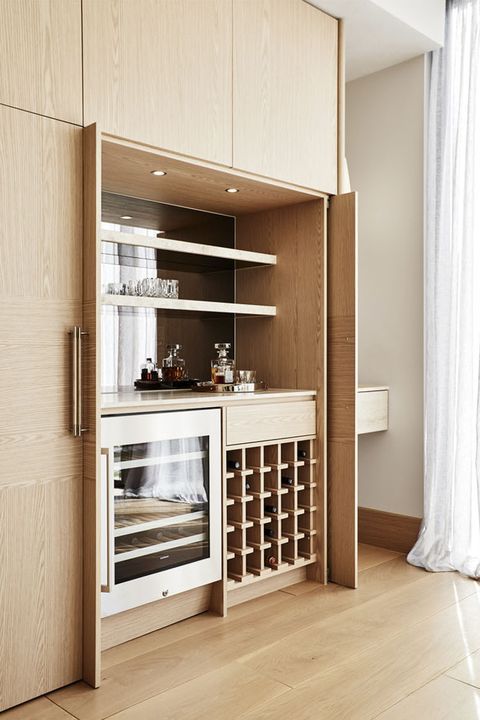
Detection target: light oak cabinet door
<box><xmin>0</xmin><ymin>106</ymin><xmax>83</xmax><ymax>711</ymax></box>
<box><xmin>233</xmin><ymin>0</ymin><xmax>338</xmax><ymax>194</ymax></box>
<box><xmin>327</xmin><ymin>192</ymin><xmax>358</xmax><ymax>589</ymax></box>
<box><xmin>83</xmin><ymin>0</ymin><xmax>233</xmax><ymax>165</ymax></box>
<box><xmin>0</xmin><ymin>0</ymin><xmax>82</xmax><ymax>124</ymax></box>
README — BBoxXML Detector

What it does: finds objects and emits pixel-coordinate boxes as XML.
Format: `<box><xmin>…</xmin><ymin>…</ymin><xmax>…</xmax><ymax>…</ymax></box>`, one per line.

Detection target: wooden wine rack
<box><xmin>225</xmin><ymin>437</ymin><xmax>317</xmax><ymax>588</ymax></box>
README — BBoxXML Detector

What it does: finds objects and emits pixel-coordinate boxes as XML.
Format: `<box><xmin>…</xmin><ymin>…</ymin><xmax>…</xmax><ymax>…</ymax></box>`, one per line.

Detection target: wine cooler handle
<box><xmin>101</xmin><ymin>447</ymin><xmax>114</xmax><ymax>593</ymax></box>
<box><xmin>70</xmin><ymin>326</ymin><xmax>88</xmax><ymax>437</ymax></box>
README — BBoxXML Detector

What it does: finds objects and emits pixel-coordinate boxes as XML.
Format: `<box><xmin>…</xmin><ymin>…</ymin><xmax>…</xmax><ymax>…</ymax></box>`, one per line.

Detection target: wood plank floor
<box><xmin>5</xmin><ymin>544</ymin><xmax>480</xmax><ymax>719</ymax></box>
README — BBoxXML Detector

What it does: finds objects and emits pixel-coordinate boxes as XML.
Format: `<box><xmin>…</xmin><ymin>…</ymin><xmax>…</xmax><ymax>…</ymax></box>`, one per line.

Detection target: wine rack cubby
<box><xmin>225</xmin><ymin>437</ymin><xmax>317</xmax><ymax>588</ymax></box>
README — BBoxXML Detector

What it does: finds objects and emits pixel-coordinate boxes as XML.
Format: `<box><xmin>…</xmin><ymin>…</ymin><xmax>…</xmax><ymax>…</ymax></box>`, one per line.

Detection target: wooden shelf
<box><xmin>101</xmin><ymin>228</ymin><xmax>277</xmax><ymax>272</ymax></box>
<box><xmin>102</xmin><ymin>294</ymin><xmax>276</xmax><ymax>317</ymax></box>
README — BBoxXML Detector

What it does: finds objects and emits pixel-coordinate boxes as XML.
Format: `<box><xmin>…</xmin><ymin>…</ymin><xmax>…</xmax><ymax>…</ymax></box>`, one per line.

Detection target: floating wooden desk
<box><xmin>357</xmin><ymin>386</ymin><xmax>389</xmax><ymax>434</ymax></box>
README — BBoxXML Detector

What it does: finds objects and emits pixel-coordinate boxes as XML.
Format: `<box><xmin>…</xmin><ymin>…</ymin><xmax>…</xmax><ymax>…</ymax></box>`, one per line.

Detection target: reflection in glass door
<box><xmin>113</xmin><ymin>436</ymin><xmax>210</xmax><ymax>584</ymax></box>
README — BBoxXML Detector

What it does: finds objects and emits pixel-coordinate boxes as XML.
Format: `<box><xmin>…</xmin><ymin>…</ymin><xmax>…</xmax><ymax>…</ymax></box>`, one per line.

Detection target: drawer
<box><xmin>226</xmin><ymin>401</ymin><xmax>316</xmax><ymax>446</ymax></box>
<box><xmin>357</xmin><ymin>389</ymin><xmax>389</xmax><ymax>434</ymax></box>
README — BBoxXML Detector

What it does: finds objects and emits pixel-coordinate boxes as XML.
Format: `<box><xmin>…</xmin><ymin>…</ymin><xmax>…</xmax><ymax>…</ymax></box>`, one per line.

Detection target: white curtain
<box><xmin>101</xmin><ymin>223</ymin><xmax>157</xmax><ymax>391</ymax></box>
<box><xmin>408</xmin><ymin>0</ymin><xmax>480</xmax><ymax>577</ymax></box>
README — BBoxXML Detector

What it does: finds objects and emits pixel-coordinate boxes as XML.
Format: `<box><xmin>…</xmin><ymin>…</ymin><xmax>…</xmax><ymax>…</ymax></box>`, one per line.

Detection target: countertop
<box><xmin>101</xmin><ymin>387</ymin><xmax>316</xmax><ymax>416</ymax></box>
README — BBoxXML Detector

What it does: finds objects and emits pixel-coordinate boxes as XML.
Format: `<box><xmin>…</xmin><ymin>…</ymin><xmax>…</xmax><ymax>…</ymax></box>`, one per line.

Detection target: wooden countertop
<box><xmin>101</xmin><ymin>388</ymin><xmax>316</xmax><ymax>416</ymax></box>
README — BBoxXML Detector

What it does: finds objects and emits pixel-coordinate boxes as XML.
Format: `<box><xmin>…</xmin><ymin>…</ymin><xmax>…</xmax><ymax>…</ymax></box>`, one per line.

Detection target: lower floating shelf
<box><xmin>102</xmin><ymin>293</ymin><xmax>276</xmax><ymax>317</ymax></box>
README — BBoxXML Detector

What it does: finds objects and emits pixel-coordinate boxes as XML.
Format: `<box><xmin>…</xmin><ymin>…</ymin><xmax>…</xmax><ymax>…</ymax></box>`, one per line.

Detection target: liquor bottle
<box><xmin>264</xmin><ymin>504</ymin><xmax>278</xmax><ymax>514</ymax></box>
<box><xmin>281</xmin><ymin>476</ymin><xmax>294</xmax><ymax>486</ymax></box>
<box><xmin>227</xmin><ymin>459</ymin><xmax>241</xmax><ymax>470</ymax></box>
<box><xmin>211</xmin><ymin>342</ymin><xmax>235</xmax><ymax>384</ymax></box>
<box><xmin>162</xmin><ymin>344</ymin><xmax>186</xmax><ymax>383</ymax></box>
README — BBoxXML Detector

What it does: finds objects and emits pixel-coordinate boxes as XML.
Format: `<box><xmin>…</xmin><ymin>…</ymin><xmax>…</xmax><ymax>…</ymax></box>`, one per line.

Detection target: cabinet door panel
<box><xmin>83</xmin><ymin>0</ymin><xmax>232</xmax><ymax>165</ymax></box>
<box><xmin>0</xmin><ymin>106</ymin><xmax>83</xmax><ymax>711</ymax></box>
<box><xmin>233</xmin><ymin>0</ymin><xmax>338</xmax><ymax>193</ymax></box>
<box><xmin>327</xmin><ymin>192</ymin><xmax>358</xmax><ymax>589</ymax></box>
<box><xmin>0</xmin><ymin>0</ymin><xmax>82</xmax><ymax>124</ymax></box>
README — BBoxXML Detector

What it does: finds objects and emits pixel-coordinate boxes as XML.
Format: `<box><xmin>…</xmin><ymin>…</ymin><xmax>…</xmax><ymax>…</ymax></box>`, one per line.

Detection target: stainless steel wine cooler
<box><xmin>101</xmin><ymin>409</ymin><xmax>222</xmax><ymax>616</ymax></box>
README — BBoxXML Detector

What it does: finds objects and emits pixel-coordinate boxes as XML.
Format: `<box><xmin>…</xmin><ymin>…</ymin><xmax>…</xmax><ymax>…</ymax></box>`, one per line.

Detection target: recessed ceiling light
<box><xmin>151</xmin><ymin>170</ymin><xmax>167</xmax><ymax>176</ymax></box>
<box><xmin>225</xmin><ymin>187</ymin><xmax>239</xmax><ymax>193</ymax></box>
<box><xmin>120</xmin><ymin>215</ymin><xmax>132</xmax><ymax>220</ymax></box>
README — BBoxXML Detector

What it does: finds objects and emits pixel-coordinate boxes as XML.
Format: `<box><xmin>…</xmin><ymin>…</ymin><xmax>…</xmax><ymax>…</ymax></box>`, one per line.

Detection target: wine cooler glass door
<box><xmin>101</xmin><ymin>408</ymin><xmax>221</xmax><ymax>616</ymax></box>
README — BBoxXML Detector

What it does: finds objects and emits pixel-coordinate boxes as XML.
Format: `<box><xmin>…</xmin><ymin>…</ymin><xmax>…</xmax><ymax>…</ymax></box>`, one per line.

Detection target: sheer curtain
<box><xmin>408</xmin><ymin>0</ymin><xmax>480</xmax><ymax>577</ymax></box>
<box><xmin>101</xmin><ymin>223</ymin><xmax>157</xmax><ymax>391</ymax></box>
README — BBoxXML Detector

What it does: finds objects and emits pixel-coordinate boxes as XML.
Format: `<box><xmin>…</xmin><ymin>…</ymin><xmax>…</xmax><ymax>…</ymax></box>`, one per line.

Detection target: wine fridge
<box><xmin>101</xmin><ymin>409</ymin><xmax>221</xmax><ymax>616</ymax></box>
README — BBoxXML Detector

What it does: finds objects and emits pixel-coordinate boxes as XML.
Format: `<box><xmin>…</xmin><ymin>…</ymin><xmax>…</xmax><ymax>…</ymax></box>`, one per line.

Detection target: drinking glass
<box><xmin>141</xmin><ymin>278</ymin><xmax>156</xmax><ymax>297</ymax></box>
<box><xmin>154</xmin><ymin>278</ymin><xmax>167</xmax><ymax>297</ymax></box>
<box><xmin>236</xmin><ymin>370</ymin><xmax>256</xmax><ymax>384</ymax></box>
<box><xmin>126</xmin><ymin>280</ymin><xmax>139</xmax><ymax>296</ymax></box>
<box><xmin>165</xmin><ymin>279</ymin><xmax>179</xmax><ymax>299</ymax></box>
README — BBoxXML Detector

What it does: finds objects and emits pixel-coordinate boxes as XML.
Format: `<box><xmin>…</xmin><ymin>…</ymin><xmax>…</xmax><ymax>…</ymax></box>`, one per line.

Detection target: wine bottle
<box><xmin>281</xmin><ymin>476</ymin><xmax>293</xmax><ymax>486</ymax></box>
<box><xmin>265</xmin><ymin>554</ymin><xmax>276</xmax><ymax>567</ymax></box>
<box><xmin>245</xmin><ymin>481</ymin><xmax>251</xmax><ymax>492</ymax></box>
<box><xmin>298</xmin><ymin>449</ymin><xmax>307</xmax><ymax>459</ymax></box>
<box><xmin>227</xmin><ymin>459</ymin><xmax>241</xmax><ymax>470</ymax></box>
<box><xmin>264</xmin><ymin>528</ymin><xmax>274</xmax><ymax>538</ymax></box>
<box><xmin>264</xmin><ymin>504</ymin><xmax>278</xmax><ymax>514</ymax></box>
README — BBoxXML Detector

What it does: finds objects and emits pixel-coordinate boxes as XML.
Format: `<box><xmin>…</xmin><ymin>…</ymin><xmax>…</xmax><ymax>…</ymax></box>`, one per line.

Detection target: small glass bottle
<box><xmin>162</xmin><ymin>344</ymin><xmax>186</xmax><ymax>383</ymax></box>
<box><xmin>211</xmin><ymin>342</ymin><xmax>235</xmax><ymax>384</ymax></box>
<box><xmin>141</xmin><ymin>357</ymin><xmax>156</xmax><ymax>381</ymax></box>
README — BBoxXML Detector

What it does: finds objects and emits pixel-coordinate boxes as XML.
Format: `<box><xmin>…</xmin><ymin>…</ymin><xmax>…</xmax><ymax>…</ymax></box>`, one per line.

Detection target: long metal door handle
<box><xmin>101</xmin><ymin>447</ymin><xmax>114</xmax><ymax>593</ymax></box>
<box><xmin>70</xmin><ymin>326</ymin><xmax>88</xmax><ymax>437</ymax></box>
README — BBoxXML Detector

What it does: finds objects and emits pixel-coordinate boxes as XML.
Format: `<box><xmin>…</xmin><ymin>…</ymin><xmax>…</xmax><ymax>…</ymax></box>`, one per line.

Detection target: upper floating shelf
<box><xmin>102</xmin><ymin>294</ymin><xmax>276</xmax><ymax>317</ymax></box>
<box><xmin>101</xmin><ymin>228</ymin><xmax>277</xmax><ymax>273</ymax></box>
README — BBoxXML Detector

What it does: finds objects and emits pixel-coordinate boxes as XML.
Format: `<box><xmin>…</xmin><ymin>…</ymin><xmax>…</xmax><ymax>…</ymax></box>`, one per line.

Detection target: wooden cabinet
<box><xmin>83</xmin><ymin>0</ymin><xmax>233</xmax><ymax>165</ymax></box>
<box><xmin>0</xmin><ymin>106</ymin><xmax>83</xmax><ymax>711</ymax></box>
<box><xmin>233</xmin><ymin>0</ymin><xmax>338</xmax><ymax>193</ymax></box>
<box><xmin>0</xmin><ymin>0</ymin><xmax>82</xmax><ymax>124</ymax></box>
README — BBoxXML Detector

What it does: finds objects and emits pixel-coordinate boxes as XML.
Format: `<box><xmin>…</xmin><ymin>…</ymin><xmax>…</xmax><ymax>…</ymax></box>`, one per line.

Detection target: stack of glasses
<box><xmin>106</xmin><ymin>278</ymin><xmax>179</xmax><ymax>299</ymax></box>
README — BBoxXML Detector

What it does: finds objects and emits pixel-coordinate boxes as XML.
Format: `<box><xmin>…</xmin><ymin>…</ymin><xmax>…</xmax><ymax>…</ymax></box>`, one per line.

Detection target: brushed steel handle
<box><xmin>70</xmin><ymin>326</ymin><xmax>88</xmax><ymax>437</ymax></box>
<box><xmin>101</xmin><ymin>447</ymin><xmax>114</xmax><ymax>593</ymax></box>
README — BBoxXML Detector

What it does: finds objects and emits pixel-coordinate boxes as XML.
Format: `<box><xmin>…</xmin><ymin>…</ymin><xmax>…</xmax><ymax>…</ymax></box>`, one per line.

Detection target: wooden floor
<box><xmin>5</xmin><ymin>544</ymin><xmax>480</xmax><ymax>719</ymax></box>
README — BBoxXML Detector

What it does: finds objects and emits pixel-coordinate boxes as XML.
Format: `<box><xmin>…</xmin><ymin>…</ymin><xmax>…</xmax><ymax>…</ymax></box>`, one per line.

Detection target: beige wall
<box><xmin>346</xmin><ymin>55</ymin><xmax>424</xmax><ymax>518</ymax></box>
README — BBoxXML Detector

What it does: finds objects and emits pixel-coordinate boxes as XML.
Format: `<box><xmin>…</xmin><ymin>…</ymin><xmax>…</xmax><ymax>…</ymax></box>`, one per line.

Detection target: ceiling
<box><xmin>306</xmin><ymin>0</ymin><xmax>445</xmax><ymax>81</ymax></box>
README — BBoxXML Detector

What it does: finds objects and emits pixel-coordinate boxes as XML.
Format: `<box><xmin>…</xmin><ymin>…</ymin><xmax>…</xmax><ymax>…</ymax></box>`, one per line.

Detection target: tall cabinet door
<box><xmin>0</xmin><ymin>106</ymin><xmax>83</xmax><ymax>711</ymax></box>
<box><xmin>83</xmin><ymin>0</ymin><xmax>233</xmax><ymax>165</ymax></box>
<box><xmin>0</xmin><ymin>0</ymin><xmax>82</xmax><ymax>124</ymax></box>
<box><xmin>233</xmin><ymin>0</ymin><xmax>338</xmax><ymax>194</ymax></box>
<box><xmin>327</xmin><ymin>192</ymin><xmax>358</xmax><ymax>589</ymax></box>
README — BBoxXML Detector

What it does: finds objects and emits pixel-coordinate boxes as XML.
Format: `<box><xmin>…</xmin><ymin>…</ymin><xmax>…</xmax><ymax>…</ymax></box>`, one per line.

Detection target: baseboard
<box><xmin>358</xmin><ymin>507</ymin><xmax>422</xmax><ymax>554</ymax></box>
<box><xmin>101</xmin><ymin>585</ymin><xmax>212</xmax><ymax>650</ymax></box>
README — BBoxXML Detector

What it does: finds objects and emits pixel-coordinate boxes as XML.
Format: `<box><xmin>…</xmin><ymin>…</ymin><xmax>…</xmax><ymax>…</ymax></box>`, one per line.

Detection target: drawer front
<box><xmin>226</xmin><ymin>401</ymin><xmax>316</xmax><ymax>446</ymax></box>
<box><xmin>357</xmin><ymin>390</ymin><xmax>389</xmax><ymax>434</ymax></box>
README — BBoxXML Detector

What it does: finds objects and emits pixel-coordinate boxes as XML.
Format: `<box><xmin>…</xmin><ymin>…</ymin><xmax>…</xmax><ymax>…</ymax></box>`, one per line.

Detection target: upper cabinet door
<box><xmin>0</xmin><ymin>0</ymin><xmax>82</xmax><ymax>124</ymax></box>
<box><xmin>83</xmin><ymin>0</ymin><xmax>233</xmax><ymax>166</ymax></box>
<box><xmin>233</xmin><ymin>0</ymin><xmax>338</xmax><ymax>194</ymax></box>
